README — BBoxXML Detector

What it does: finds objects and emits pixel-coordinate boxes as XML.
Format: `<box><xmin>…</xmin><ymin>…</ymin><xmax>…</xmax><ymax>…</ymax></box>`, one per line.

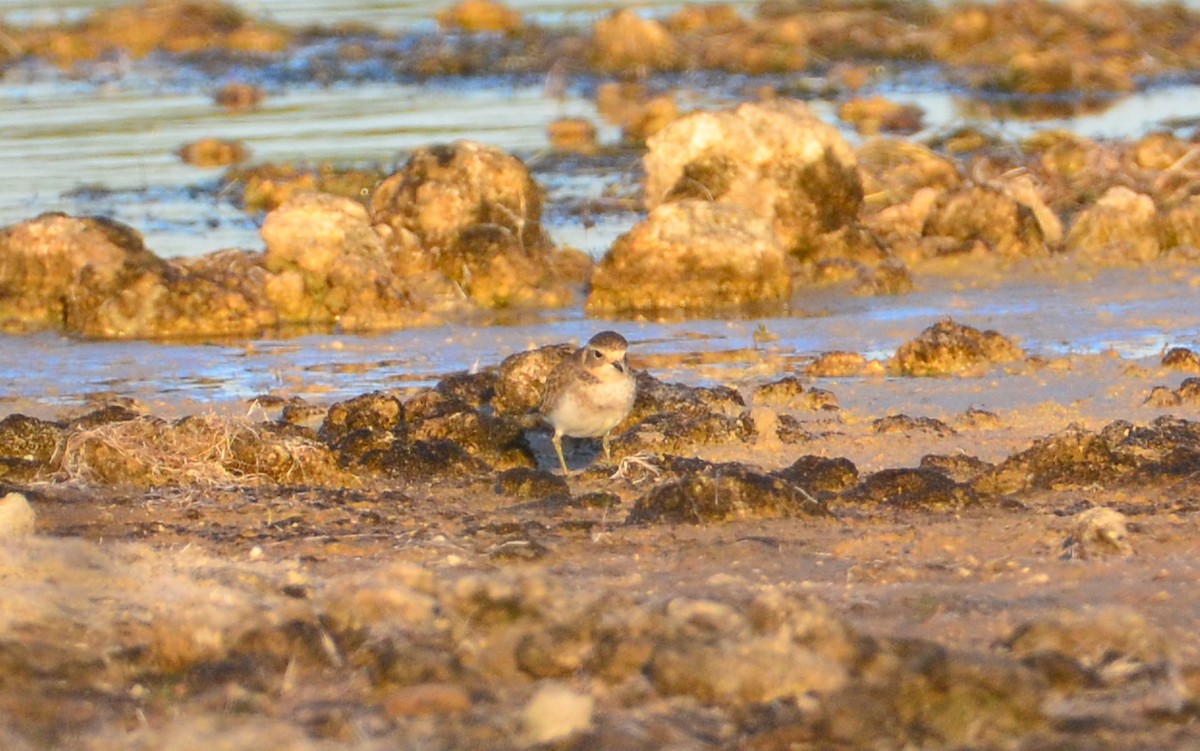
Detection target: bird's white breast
<box><xmin>546</xmin><ymin>370</ymin><xmax>636</xmax><ymax>438</ymax></box>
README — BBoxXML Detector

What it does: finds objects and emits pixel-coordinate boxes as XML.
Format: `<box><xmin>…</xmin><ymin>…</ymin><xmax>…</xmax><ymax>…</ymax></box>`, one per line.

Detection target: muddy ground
<box><xmin>4</xmin><ymin>1</ymin><xmax>1200</xmax><ymax>748</ymax></box>
<box><xmin>5</xmin><ymin>321</ymin><xmax>1200</xmax><ymax>751</ymax></box>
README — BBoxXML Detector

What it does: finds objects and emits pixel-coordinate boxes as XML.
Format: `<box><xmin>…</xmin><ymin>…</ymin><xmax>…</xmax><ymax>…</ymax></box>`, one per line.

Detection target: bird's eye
<box><xmin>592</xmin><ymin>349</ymin><xmax>604</xmax><ymax>359</ymax></box>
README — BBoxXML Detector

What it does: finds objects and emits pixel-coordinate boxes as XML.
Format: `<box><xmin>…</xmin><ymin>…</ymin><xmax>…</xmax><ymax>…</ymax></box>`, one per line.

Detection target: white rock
<box><xmin>520</xmin><ymin>682</ymin><xmax>594</xmax><ymax>746</ymax></box>
<box><xmin>1068</xmin><ymin>506</ymin><xmax>1133</xmax><ymax>558</ymax></box>
<box><xmin>0</xmin><ymin>493</ymin><xmax>36</xmax><ymax>537</ymax></box>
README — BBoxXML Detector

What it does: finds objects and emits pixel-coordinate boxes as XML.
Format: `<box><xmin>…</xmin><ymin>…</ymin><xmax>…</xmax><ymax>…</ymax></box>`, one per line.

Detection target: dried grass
<box><xmin>56</xmin><ymin>414</ymin><xmax>346</xmax><ymax>487</ymax></box>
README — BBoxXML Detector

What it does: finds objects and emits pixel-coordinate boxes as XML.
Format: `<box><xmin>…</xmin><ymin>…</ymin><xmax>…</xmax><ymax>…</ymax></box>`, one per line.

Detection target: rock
<box><xmin>0</xmin><ymin>414</ymin><xmax>62</xmax><ymax>466</ymax></box>
<box><xmin>318</xmin><ymin>391</ymin><xmax>405</xmax><ymax>445</ymax></box>
<box><xmin>0</xmin><ymin>213</ymin><xmax>162</xmax><ymax>332</ymax></box>
<box><xmin>805</xmin><ymin>350</ymin><xmax>881</xmax><ymax>377</ymax></box>
<box><xmin>0</xmin><ymin>212</ymin><xmax>284</xmax><ymax>338</ymax></box>
<box><xmin>1063</xmin><ymin>506</ymin><xmax>1133</xmax><ymax>558</ymax></box>
<box><xmin>586</xmin><ymin>200</ymin><xmax>791</xmax><ymax>313</ymax></box>
<box><xmin>1161</xmin><ymin>347</ymin><xmax>1200</xmax><ymax>372</ymax></box>
<box><xmin>370</xmin><ymin>141</ymin><xmax>587</xmax><ymax>309</ymax></box>
<box><xmin>643</xmin><ymin>100</ymin><xmax>862</xmax><ymax>254</ymax></box>
<box><xmin>365</xmin><ymin>439</ymin><xmax>490</xmax><ymax>481</ymax></box>
<box><xmin>890</xmin><ymin>319</ymin><xmax>1024</xmax><ymax>376</ymax></box>
<box><xmin>773</xmin><ymin>455</ymin><xmax>859</xmax><ymax>496</ymax></box>
<box><xmin>629</xmin><ymin>372</ymin><xmax>745</xmax><ymax>424</ymax></box>
<box><xmin>177</xmin><ymin>138</ymin><xmax>248</xmax><ymax>167</ymax></box>
<box><xmin>591</xmin><ymin>9</ymin><xmax>681</xmax><ymax>72</ymax></box>
<box><xmin>1177</xmin><ymin>377</ymin><xmax>1200</xmax><ymax>405</ymax></box>
<box><xmin>1003</xmin><ymin>607</ymin><xmax>1171</xmax><ymax>686</ymax></box>
<box><xmin>837</xmin><ymin>96</ymin><xmax>924</xmax><ymax>135</ymax></box>
<box><xmin>919</xmin><ymin>453</ymin><xmax>993</xmax><ymax>483</ymax></box>
<box><xmin>1133</xmin><ymin>132</ymin><xmax>1191</xmax><ymax>171</ymax></box>
<box><xmin>436</xmin><ymin>0</ymin><xmax>522</xmax><ymax>33</ymax></box>
<box><xmin>616</xmin><ymin>411</ymin><xmax>754</xmax><ymax>456</ymax></box>
<box><xmin>752</xmin><ymin>376</ymin><xmax>806</xmax><ymax>406</ymax></box>
<box><xmin>0</xmin><ymin>493</ymin><xmax>36</xmax><ymax>537</ymax></box>
<box><xmin>627</xmin><ymin>462</ymin><xmax>826</xmax><ymax>524</ymax></box>
<box><xmin>1064</xmin><ymin>186</ymin><xmax>1160</xmax><ymax>263</ymax></box>
<box><xmin>21</xmin><ymin>0</ymin><xmax>291</xmax><ymax>65</ymax></box>
<box><xmin>594</xmin><ymin>83</ymin><xmax>680</xmax><ymax>143</ymax></box>
<box><xmin>229</xmin><ymin>163</ymin><xmax>384</xmax><ymax>212</ymax></box>
<box><xmin>520</xmin><ymin>682</ymin><xmax>594</xmax><ymax>746</ymax></box>
<box><xmin>744</xmin><ymin>376</ymin><xmax>840</xmax><ymax>412</ymax></box>
<box><xmin>826</xmin><ymin>642</ymin><xmax>1047</xmax><ymax>749</ymax></box>
<box><xmin>851</xmin><ymin>257</ymin><xmax>915</xmax><ymax>296</ymax></box>
<box><xmin>849</xmin><ymin>467</ymin><xmax>974</xmax><ymax>509</ymax></box>
<box><xmin>954</xmin><ymin>407</ymin><xmax>1003</xmax><ymax>430</ymax></box>
<box><xmin>647</xmin><ymin>592</ymin><xmax>857</xmax><ymax>704</ymax></box>
<box><xmin>857</xmin><ymin>138</ymin><xmax>961</xmax><ymax>209</ymax></box>
<box><xmin>546</xmin><ymin>118</ymin><xmax>598</xmax><ymax>154</ymax></box>
<box><xmin>409</xmin><ymin>406</ymin><xmax>534</xmax><ymax>469</ymax></box>
<box><xmin>495</xmin><ymin>467</ymin><xmax>570</xmax><ymax>499</ymax></box>
<box><xmin>403</xmin><ymin>389</ymin><xmax>475</xmax><ymax>424</ymax></box>
<box><xmin>262</xmin><ymin>192</ymin><xmax>452</xmax><ymax>329</ymax></box>
<box><xmin>920</xmin><ymin>185</ymin><xmax>1048</xmax><ymax>257</ymax></box>
<box><xmin>971</xmin><ymin>423</ymin><xmax>1138</xmax><ymax>496</ymax></box>
<box><xmin>1144</xmin><ymin>385</ymin><xmax>1181</xmax><ymax>408</ymax></box>
<box><xmin>434</xmin><ymin>370</ymin><xmax>498</xmax><ymax>408</ymax></box>
<box><xmin>214</xmin><ymin>82</ymin><xmax>265</xmax><ymax>110</ymax></box>
<box><xmin>872</xmin><ymin>414</ymin><xmax>957</xmax><ymax>436</ymax></box>
<box><xmin>1161</xmin><ymin>195</ymin><xmax>1200</xmax><ymax>250</ymax></box>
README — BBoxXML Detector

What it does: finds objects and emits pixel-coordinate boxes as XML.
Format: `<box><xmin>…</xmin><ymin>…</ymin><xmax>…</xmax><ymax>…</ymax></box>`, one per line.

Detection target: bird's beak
<box><xmin>613</xmin><ymin>358</ymin><xmax>627</xmax><ymax>374</ymax></box>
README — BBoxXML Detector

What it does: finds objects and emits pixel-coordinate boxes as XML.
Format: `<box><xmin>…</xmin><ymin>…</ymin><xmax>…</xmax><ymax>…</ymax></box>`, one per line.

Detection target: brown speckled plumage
<box><xmin>538</xmin><ymin>331</ymin><xmax>636</xmax><ymax>474</ymax></box>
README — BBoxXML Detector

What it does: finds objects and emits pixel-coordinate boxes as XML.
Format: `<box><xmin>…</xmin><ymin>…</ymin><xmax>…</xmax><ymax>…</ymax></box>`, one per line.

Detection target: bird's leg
<box><xmin>602</xmin><ymin>431</ymin><xmax>613</xmax><ymax>463</ymax></box>
<box><xmin>552</xmin><ymin>432</ymin><xmax>570</xmax><ymax>475</ymax></box>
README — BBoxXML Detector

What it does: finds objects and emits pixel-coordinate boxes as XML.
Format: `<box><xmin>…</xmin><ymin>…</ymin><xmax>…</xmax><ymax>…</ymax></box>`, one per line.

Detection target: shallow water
<box><xmin>3</xmin><ymin>0</ymin><xmax>1200</xmax><ymax>416</ymax></box>
<box><xmin>2</xmin><ymin>266</ymin><xmax>1197</xmax><ymax>418</ymax></box>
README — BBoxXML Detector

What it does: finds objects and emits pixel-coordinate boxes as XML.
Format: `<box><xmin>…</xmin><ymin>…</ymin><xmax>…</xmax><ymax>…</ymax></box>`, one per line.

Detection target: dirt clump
<box><xmin>848</xmin><ymin>466</ymin><xmax>976</xmax><ymax>510</ymax></box>
<box><xmin>626</xmin><ymin>460</ymin><xmax>827</xmax><ymax>524</ymax></box>
<box><xmin>972</xmin><ymin>417</ymin><xmax>1200</xmax><ymax>496</ymax></box>
<box><xmin>890</xmin><ymin>318</ymin><xmax>1025</xmax><ymax>376</ymax></box>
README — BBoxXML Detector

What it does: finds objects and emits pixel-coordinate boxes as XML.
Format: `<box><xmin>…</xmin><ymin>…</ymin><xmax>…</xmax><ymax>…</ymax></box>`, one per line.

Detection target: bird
<box><xmin>538</xmin><ymin>331</ymin><xmax>637</xmax><ymax>475</ymax></box>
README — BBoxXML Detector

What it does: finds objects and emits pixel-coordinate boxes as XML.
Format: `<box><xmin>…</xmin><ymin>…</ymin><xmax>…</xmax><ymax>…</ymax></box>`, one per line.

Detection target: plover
<box><xmin>538</xmin><ymin>331</ymin><xmax>636</xmax><ymax>474</ymax></box>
